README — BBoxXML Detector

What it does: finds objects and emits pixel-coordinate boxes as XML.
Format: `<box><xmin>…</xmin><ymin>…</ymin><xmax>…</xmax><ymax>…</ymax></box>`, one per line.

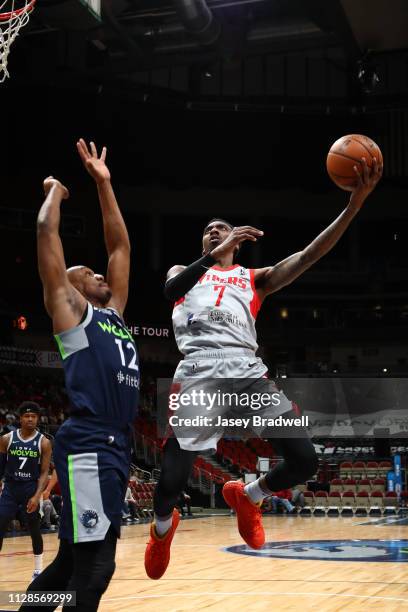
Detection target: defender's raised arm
<box><xmin>77</xmin><ymin>139</ymin><xmax>130</xmax><ymax>316</ymax></box>
<box><xmin>37</xmin><ymin>177</ymin><xmax>85</xmax><ymax>333</ymax></box>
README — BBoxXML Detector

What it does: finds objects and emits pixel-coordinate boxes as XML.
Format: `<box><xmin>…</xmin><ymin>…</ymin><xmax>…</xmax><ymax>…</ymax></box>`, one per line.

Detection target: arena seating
<box><xmin>314</xmin><ymin>476</ymin><xmax>398</xmax><ymax>516</ymax></box>
<box><xmin>194</xmin><ymin>456</ymin><xmax>231</xmax><ymax>484</ymax></box>
<box><xmin>355</xmin><ymin>490</ymin><xmax>370</xmax><ymax>514</ymax></box>
<box><xmin>300</xmin><ymin>491</ymin><xmax>315</xmax><ymax>515</ymax></box>
<box><xmin>341</xmin><ymin>490</ymin><xmax>355</xmax><ymax>516</ymax></box>
<box><xmin>351</xmin><ymin>461</ymin><xmax>366</xmax><ymax>479</ymax></box>
<box><xmin>330</xmin><ymin>478</ymin><xmax>386</xmax><ymax>495</ymax></box>
<box><xmin>357</xmin><ymin>479</ymin><xmax>372</xmax><ymax>493</ymax></box>
<box><xmin>128</xmin><ymin>479</ymin><xmax>155</xmax><ymax>519</ymax></box>
<box><xmin>339</xmin><ymin>461</ymin><xmax>353</xmax><ymax>479</ymax></box>
<box><xmin>342</xmin><ymin>478</ymin><xmax>357</xmax><ymax>494</ymax></box>
<box><xmin>217</xmin><ymin>439</ymin><xmax>258</xmax><ymax>472</ymax></box>
<box><xmin>372</xmin><ymin>478</ymin><xmax>386</xmax><ymax>492</ymax></box>
<box><xmin>135</xmin><ymin>416</ymin><xmax>233</xmax><ymax>489</ymax></box>
<box><xmin>369</xmin><ymin>491</ymin><xmax>384</xmax><ymax>515</ymax></box>
<box><xmin>366</xmin><ymin>461</ymin><xmax>380</xmax><ymax>479</ymax></box>
<box><xmin>378</xmin><ymin>461</ymin><xmax>393</xmax><ymax>477</ymax></box>
<box><xmin>313</xmin><ymin>490</ymin><xmax>328</xmax><ymax>515</ymax></box>
<box><xmin>1</xmin><ymin>376</ymin><xmax>404</xmax><ymax>525</ymax></box>
<box><xmin>329</xmin><ymin>478</ymin><xmax>343</xmax><ymax>493</ymax></box>
<box><xmin>384</xmin><ymin>491</ymin><xmax>399</xmax><ymax>514</ymax></box>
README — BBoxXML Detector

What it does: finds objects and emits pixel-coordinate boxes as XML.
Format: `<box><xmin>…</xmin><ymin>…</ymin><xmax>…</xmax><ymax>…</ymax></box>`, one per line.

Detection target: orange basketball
<box><xmin>326</xmin><ymin>134</ymin><xmax>383</xmax><ymax>191</ymax></box>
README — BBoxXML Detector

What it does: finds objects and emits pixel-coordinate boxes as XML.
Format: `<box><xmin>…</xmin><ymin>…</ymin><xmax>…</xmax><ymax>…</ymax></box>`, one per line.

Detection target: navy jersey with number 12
<box><xmin>54</xmin><ymin>303</ymin><xmax>139</xmax><ymax>427</ymax></box>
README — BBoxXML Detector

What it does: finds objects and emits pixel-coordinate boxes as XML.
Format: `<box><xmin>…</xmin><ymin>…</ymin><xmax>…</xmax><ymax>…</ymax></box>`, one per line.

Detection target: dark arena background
<box><xmin>1</xmin><ymin>0</ymin><xmax>408</xmax><ymax>610</ymax></box>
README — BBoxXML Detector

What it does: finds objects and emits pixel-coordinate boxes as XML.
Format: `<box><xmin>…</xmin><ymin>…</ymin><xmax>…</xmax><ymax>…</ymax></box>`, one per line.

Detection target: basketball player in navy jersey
<box><xmin>145</xmin><ymin>158</ymin><xmax>382</xmax><ymax>579</ymax></box>
<box><xmin>0</xmin><ymin>402</ymin><xmax>51</xmax><ymax>580</ymax></box>
<box><xmin>20</xmin><ymin>140</ymin><xmax>139</xmax><ymax>611</ymax></box>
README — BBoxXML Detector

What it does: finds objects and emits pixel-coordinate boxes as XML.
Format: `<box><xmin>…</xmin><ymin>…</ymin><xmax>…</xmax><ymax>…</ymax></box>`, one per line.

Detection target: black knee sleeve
<box><xmin>294</xmin><ymin>446</ymin><xmax>319</xmax><ymax>482</ymax></box>
<box><xmin>264</xmin><ymin>437</ymin><xmax>318</xmax><ymax>492</ymax></box>
<box><xmin>154</xmin><ymin>438</ymin><xmax>196</xmax><ymax>517</ymax></box>
<box><xmin>26</xmin><ymin>513</ymin><xmax>43</xmax><ymax>555</ymax></box>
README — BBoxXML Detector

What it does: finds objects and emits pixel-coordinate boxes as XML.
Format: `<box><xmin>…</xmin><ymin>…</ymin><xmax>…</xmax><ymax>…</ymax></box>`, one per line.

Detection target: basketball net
<box><xmin>0</xmin><ymin>0</ymin><xmax>35</xmax><ymax>82</ymax></box>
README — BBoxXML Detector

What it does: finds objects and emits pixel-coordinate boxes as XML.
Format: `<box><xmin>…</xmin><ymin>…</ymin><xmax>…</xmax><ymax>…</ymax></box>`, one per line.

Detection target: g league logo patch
<box><xmin>225</xmin><ymin>539</ymin><xmax>408</xmax><ymax>562</ymax></box>
<box><xmin>80</xmin><ymin>509</ymin><xmax>99</xmax><ymax>530</ymax></box>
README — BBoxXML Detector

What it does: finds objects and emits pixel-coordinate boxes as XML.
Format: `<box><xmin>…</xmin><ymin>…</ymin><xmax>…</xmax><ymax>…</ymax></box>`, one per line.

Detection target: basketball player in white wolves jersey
<box><xmin>145</xmin><ymin>157</ymin><xmax>382</xmax><ymax>579</ymax></box>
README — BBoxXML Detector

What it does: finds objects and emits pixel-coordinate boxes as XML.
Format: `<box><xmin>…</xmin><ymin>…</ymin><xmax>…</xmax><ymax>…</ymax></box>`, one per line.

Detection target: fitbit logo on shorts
<box><xmin>81</xmin><ymin>509</ymin><xmax>99</xmax><ymax>530</ymax></box>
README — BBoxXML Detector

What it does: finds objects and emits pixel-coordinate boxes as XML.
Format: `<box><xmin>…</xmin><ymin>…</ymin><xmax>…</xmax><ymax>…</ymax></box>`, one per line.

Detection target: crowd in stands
<box><xmin>0</xmin><ymin>372</ymin><xmax>69</xmax><ymax>435</ymax></box>
<box><xmin>0</xmin><ymin>368</ymin><xmax>404</xmax><ymax>539</ymax></box>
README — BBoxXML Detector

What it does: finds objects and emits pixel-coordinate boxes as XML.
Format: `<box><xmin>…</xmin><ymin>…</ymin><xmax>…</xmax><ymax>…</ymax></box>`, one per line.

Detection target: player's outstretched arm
<box><xmin>255</xmin><ymin>157</ymin><xmax>383</xmax><ymax>299</ymax></box>
<box><xmin>77</xmin><ymin>139</ymin><xmax>130</xmax><ymax>316</ymax></box>
<box><xmin>27</xmin><ymin>437</ymin><xmax>52</xmax><ymax>513</ymax></box>
<box><xmin>165</xmin><ymin>259</ymin><xmax>211</xmax><ymax>301</ymax></box>
<box><xmin>37</xmin><ymin>178</ymin><xmax>86</xmax><ymax>333</ymax></box>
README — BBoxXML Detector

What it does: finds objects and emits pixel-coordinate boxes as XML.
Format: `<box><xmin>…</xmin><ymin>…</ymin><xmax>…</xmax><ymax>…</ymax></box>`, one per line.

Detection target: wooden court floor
<box><xmin>1</xmin><ymin>515</ymin><xmax>408</xmax><ymax>611</ymax></box>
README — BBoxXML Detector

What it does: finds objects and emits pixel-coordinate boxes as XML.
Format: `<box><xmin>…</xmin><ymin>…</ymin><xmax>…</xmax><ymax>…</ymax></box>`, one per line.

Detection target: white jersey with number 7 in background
<box><xmin>172</xmin><ymin>264</ymin><xmax>261</xmax><ymax>356</ymax></box>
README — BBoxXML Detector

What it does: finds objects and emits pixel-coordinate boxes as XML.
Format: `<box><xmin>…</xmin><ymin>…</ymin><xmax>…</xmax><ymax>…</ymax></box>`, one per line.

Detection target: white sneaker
<box><xmin>32</xmin><ymin>570</ymin><xmax>42</xmax><ymax>581</ymax></box>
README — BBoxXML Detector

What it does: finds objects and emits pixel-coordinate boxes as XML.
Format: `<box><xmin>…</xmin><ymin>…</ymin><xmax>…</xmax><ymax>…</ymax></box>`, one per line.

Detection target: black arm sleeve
<box><xmin>164</xmin><ymin>253</ymin><xmax>216</xmax><ymax>301</ymax></box>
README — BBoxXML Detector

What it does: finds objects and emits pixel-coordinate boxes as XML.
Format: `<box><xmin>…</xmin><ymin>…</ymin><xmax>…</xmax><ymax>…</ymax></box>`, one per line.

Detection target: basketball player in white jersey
<box><xmin>145</xmin><ymin>157</ymin><xmax>382</xmax><ymax>579</ymax></box>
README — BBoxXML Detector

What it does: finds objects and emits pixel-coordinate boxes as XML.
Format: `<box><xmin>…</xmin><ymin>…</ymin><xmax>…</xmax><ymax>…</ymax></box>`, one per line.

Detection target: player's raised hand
<box><xmin>350</xmin><ymin>157</ymin><xmax>383</xmax><ymax>208</ymax></box>
<box><xmin>43</xmin><ymin>176</ymin><xmax>69</xmax><ymax>200</ymax></box>
<box><xmin>210</xmin><ymin>226</ymin><xmax>263</xmax><ymax>258</ymax></box>
<box><xmin>76</xmin><ymin>138</ymin><xmax>111</xmax><ymax>184</ymax></box>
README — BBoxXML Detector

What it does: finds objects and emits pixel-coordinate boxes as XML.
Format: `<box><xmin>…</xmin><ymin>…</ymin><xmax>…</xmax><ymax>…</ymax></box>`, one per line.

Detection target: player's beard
<box><xmin>99</xmin><ymin>287</ymin><xmax>113</xmax><ymax>305</ymax></box>
<box><xmin>87</xmin><ymin>286</ymin><xmax>112</xmax><ymax>306</ymax></box>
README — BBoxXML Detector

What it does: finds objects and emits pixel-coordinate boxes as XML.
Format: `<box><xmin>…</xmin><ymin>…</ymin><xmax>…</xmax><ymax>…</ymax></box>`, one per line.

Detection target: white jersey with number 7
<box><xmin>172</xmin><ymin>264</ymin><xmax>261</xmax><ymax>356</ymax></box>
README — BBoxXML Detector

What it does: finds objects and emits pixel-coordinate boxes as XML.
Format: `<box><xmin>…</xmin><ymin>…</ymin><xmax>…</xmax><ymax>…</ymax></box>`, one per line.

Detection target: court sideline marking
<box><xmin>102</xmin><ymin>591</ymin><xmax>408</xmax><ymax>604</ymax></box>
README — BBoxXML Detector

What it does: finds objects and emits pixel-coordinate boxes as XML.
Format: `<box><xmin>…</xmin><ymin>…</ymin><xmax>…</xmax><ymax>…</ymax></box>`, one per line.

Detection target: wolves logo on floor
<box><xmin>225</xmin><ymin>539</ymin><xmax>408</xmax><ymax>562</ymax></box>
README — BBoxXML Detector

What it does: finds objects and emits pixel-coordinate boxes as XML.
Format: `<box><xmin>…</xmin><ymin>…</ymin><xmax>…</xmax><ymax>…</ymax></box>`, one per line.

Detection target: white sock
<box><xmin>34</xmin><ymin>554</ymin><xmax>43</xmax><ymax>572</ymax></box>
<box><xmin>154</xmin><ymin>514</ymin><xmax>172</xmax><ymax>537</ymax></box>
<box><xmin>244</xmin><ymin>479</ymin><xmax>268</xmax><ymax>504</ymax></box>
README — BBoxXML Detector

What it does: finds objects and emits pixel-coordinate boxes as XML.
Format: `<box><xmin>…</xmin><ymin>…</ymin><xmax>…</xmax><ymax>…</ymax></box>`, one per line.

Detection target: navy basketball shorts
<box><xmin>53</xmin><ymin>417</ymin><xmax>131</xmax><ymax>544</ymax></box>
<box><xmin>0</xmin><ymin>481</ymin><xmax>39</xmax><ymax>529</ymax></box>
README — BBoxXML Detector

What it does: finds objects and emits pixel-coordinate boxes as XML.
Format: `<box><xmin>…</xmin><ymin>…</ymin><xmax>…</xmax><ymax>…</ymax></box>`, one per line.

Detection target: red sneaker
<box><xmin>144</xmin><ymin>510</ymin><xmax>180</xmax><ymax>579</ymax></box>
<box><xmin>222</xmin><ymin>481</ymin><xmax>265</xmax><ymax>549</ymax></box>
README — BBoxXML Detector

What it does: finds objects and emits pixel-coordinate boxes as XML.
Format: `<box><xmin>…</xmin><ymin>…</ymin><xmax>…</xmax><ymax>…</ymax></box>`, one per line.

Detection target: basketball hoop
<box><xmin>0</xmin><ymin>0</ymin><xmax>35</xmax><ymax>82</ymax></box>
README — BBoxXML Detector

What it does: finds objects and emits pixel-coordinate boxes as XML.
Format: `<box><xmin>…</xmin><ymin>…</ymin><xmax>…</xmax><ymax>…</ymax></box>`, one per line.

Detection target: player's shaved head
<box><xmin>67</xmin><ymin>265</ymin><xmax>86</xmax><ymax>282</ymax></box>
<box><xmin>66</xmin><ymin>266</ymin><xmax>112</xmax><ymax>306</ymax></box>
<box><xmin>67</xmin><ymin>265</ymin><xmax>85</xmax><ymax>273</ymax></box>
